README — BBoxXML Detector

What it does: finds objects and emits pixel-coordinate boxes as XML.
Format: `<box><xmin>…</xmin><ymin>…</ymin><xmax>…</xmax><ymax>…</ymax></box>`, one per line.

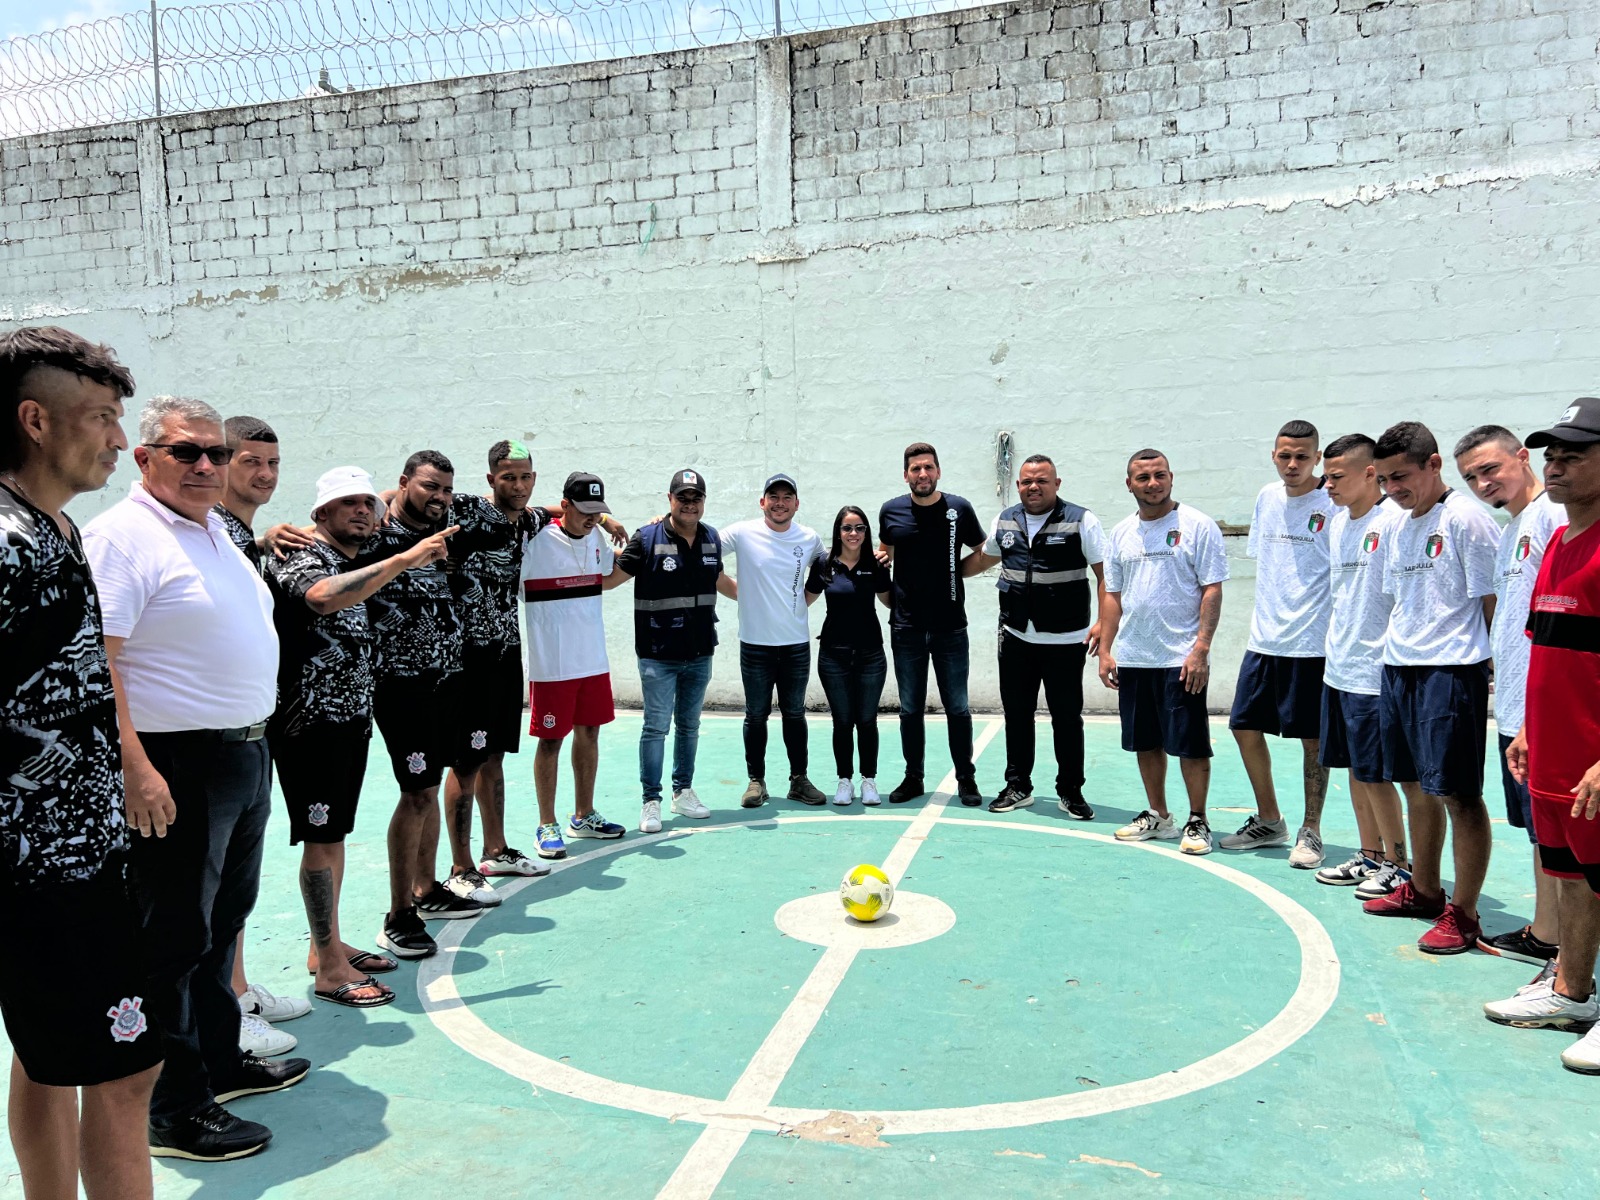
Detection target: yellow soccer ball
<box><xmin>839</xmin><ymin>863</ymin><xmax>894</xmax><ymax>923</ymax></box>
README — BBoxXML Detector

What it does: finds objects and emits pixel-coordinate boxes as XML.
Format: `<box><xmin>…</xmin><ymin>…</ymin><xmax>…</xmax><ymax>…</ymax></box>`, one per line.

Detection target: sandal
<box><xmin>308</xmin><ymin>950</ymin><xmax>399</xmax><ymax>976</ymax></box>
<box><xmin>314</xmin><ymin>977</ymin><xmax>395</xmax><ymax>1008</ymax></box>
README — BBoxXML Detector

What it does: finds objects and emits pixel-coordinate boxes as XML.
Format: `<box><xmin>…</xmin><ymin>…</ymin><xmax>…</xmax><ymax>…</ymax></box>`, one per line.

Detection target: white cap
<box><xmin>312</xmin><ymin>466</ymin><xmax>384</xmax><ymax>521</ymax></box>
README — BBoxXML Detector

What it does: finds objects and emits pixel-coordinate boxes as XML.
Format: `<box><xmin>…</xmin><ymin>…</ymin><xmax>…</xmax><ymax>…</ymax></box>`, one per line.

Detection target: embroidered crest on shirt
<box><xmin>662</xmin><ymin>556</ymin><xmax>678</xmax><ymax>571</ymax></box>
<box><xmin>1362</xmin><ymin>530</ymin><xmax>1381</xmax><ymax>554</ymax></box>
<box><xmin>1516</xmin><ymin>535</ymin><xmax>1532</xmax><ymax>562</ymax></box>
<box><xmin>1000</xmin><ymin>531</ymin><xmax>1017</xmax><ymax>548</ymax></box>
<box><xmin>107</xmin><ymin>997</ymin><xmax>148</xmax><ymax>1043</ymax></box>
<box><xmin>406</xmin><ymin>752</ymin><xmax>427</xmax><ymax>774</ymax></box>
<box><xmin>1307</xmin><ymin>512</ymin><xmax>1326</xmax><ymax>533</ymax></box>
<box><xmin>1166</xmin><ymin>529</ymin><xmax>1182</xmax><ymax>548</ymax></box>
<box><xmin>308</xmin><ymin>803</ymin><xmax>330</xmax><ymax>827</ymax></box>
<box><xmin>1425</xmin><ymin>533</ymin><xmax>1444</xmax><ymax>559</ymax></box>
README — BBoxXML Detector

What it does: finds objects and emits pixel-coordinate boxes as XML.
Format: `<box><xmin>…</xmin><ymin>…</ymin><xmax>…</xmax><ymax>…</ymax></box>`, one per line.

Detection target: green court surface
<box><xmin>4</xmin><ymin>714</ymin><xmax>1597</xmax><ymax>1198</ymax></box>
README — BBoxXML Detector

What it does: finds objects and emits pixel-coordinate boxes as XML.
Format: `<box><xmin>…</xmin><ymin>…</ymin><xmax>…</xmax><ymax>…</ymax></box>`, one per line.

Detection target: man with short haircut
<box><xmin>964</xmin><ymin>453</ymin><xmax>1105</xmax><ymax>818</ymax></box>
<box><xmin>1221</xmin><ymin>420</ymin><xmax>1333</xmax><ymax>868</ymax></box>
<box><xmin>85</xmin><ymin>394</ymin><xmax>309</xmax><ymax>1162</ymax></box>
<box><xmin>522</xmin><ymin>472</ymin><xmax>629</xmax><ymax>859</ymax></box>
<box><xmin>721</xmin><ymin>474</ymin><xmax>827</xmax><ymax>808</ymax></box>
<box><xmin>1488</xmin><ymin>397</ymin><xmax>1600</xmax><ymax>1071</ymax></box>
<box><xmin>1455</xmin><ymin>423</ymin><xmax>1566</xmax><ymax>964</ymax></box>
<box><xmin>878</xmin><ymin>443</ymin><xmax>988</xmax><ymax>805</ymax></box>
<box><xmin>1313</xmin><ymin>434</ymin><xmax>1416</xmax><ymax>896</ymax></box>
<box><xmin>1098</xmin><ymin>450</ymin><xmax>1228</xmax><ymax>856</ymax></box>
<box><xmin>1</xmin><ymin>327</ymin><xmax>162</xmax><ymax>1196</ymax></box>
<box><xmin>1363</xmin><ymin>421</ymin><xmax>1501</xmax><ymax>955</ymax></box>
<box><xmin>613</xmin><ymin>468</ymin><xmax>737</xmax><ymax>832</ymax></box>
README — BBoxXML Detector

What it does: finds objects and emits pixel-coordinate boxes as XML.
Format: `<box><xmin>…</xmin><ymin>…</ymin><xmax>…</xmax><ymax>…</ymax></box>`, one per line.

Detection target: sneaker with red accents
<box><xmin>1418</xmin><ymin>903</ymin><xmax>1483</xmax><ymax>955</ymax></box>
<box><xmin>1361</xmin><ymin>880</ymin><xmax>1447</xmax><ymax>919</ymax></box>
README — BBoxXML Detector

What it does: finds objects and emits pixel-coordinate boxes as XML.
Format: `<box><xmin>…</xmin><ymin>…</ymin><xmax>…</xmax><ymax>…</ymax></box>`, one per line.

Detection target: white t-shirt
<box><xmin>984</xmin><ymin>507</ymin><xmax>1105</xmax><ymax>645</ymax></box>
<box><xmin>521</xmin><ymin>522</ymin><xmax>614</xmax><ymax>682</ymax></box>
<box><xmin>1324</xmin><ymin>499</ymin><xmax>1405</xmax><ymax>696</ymax></box>
<box><xmin>83</xmin><ymin>483</ymin><xmax>278</xmax><ymax>731</ymax></box>
<box><xmin>720</xmin><ymin>518</ymin><xmax>824</xmax><ymax>647</ymax></box>
<box><xmin>1490</xmin><ymin>491</ymin><xmax>1565</xmax><ymax>734</ymax></box>
<box><xmin>1381</xmin><ymin>489</ymin><xmax>1500</xmax><ymax>667</ymax></box>
<box><xmin>1245</xmin><ymin>482</ymin><xmax>1333</xmax><ymax>657</ymax></box>
<box><xmin>1104</xmin><ymin>503</ymin><xmax>1230</xmax><ymax>669</ymax></box>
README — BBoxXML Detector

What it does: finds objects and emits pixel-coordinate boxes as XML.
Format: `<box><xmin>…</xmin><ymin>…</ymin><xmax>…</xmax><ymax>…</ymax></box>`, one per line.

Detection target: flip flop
<box><xmin>314</xmin><ymin>978</ymin><xmax>395</xmax><ymax>1008</ymax></box>
<box><xmin>308</xmin><ymin>950</ymin><xmax>399</xmax><ymax>976</ymax></box>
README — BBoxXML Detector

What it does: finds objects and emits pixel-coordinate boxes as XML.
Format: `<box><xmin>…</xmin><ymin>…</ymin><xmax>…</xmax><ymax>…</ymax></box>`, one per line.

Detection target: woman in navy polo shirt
<box><xmin>806</xmin><ymin>506</ymin><xmax>892</xmax><ymax>807</ymax></box>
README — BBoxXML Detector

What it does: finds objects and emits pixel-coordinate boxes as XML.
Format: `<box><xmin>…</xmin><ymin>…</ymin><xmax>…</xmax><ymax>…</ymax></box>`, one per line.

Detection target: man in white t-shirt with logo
<box><xmin>1313</xmin><ymin>433</ymin><xmax>1416</xmax><ymax>897</ymax></box>
<box><xmin>1455</xmin><ymin>423</ymin><xmax>1567</xmax><ymax>965</ymax></box>
<box><xmin>1221</xmin><ymin>420</ymin><xmax>1334</xmax><ymax>868</ymax></box>
<box><xmin>522</xmin><ymin>472</ymin><xmax>629</xmax><ymax>861</ymax></box>
<box><xmin>720</xmin><ymin>474</ymin><xmax>826</xmax><ymax>808</ymax></box>
<box><xmin>1365</xmin><ymin>421</ymin><xmax>1501</xmax><ymax>956</ymax></box>
<box><xmin>1097</xmin><ymin>449</ymin><xmax>1229</xmax><ymax>855</ymax></box>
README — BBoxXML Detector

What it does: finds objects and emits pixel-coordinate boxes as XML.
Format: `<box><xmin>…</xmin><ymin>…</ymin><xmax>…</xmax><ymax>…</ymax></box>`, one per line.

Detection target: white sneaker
<box><xmin>832</xmin><ymin>778</ymin><xmax>854</xmax><ymax>806</ymax></box>
<box><xmin>1484</xmin><ymin>977</ymin><xmax>1600</xmax><ymax>1029</ymax></box>
<box><xmin>1219</xmin><ymin>814</ymin><xmax>1290</xmax><ymax>850</ymax></box>
<box><xmin>1562</xmin><ymin>1021</ymin><xmax>1600</xmax><ymax>1074</ymax></box>
<box><xmin>671</xmin><ymin>788</ymin><xmax>710</xmax><ymax>819</ymax></box>
<box><xmin>240</xmin><ymin>982</ymin><xmax>311</xmax><ymax>1023</ymax></box>
<box><xmin>445</xmin><ymin>868</ymin><xmax>501</xmax><ymax>907</ymax></box>
<box><xmin>860</xmin><ymin>778</ymin><xmax>881</xmax><ymax>806</ymax></box>
<box><xmin>640</xmin><ymin>799</ymin><xmax>662</xmax><ymax>833</ymax></box>
<box><xmin>1288</xmin><ymin>826</ymin><xmax>1324</xmax><ymax>869</ymax></box>
<box><xmin>479</xmin><ymin>846</ymin><xmax>550</xmax><ymax>877</ymax></box>
<box><xmin>1179</xmin><ymin>814</ymin><xmax>1213</xmax><ymax>856</ymax></box>
<box><xmin>1115</xmin><ymin>810</ymin><xmax>1178</xmax><ymax>842</ymax></box>
<box><xmin>239</xmin><ymin>1012</ymin><xmax>298</xmax><ymax>1057</ymax></box>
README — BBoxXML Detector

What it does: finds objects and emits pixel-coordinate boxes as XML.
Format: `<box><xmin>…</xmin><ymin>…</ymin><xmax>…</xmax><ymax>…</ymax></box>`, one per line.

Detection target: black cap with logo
<box><xmin>1526</xmin><ymin>397</ymin><xmax>1600</xmax><ymax>448</ymax></box>
<box><xmin>763</xmin><ymin>472</ymin><xmax>799</xmax><ymax>496</ymax></box>
<box><xmin>563</xmin><ymin>471</ymin><xmax>611</xmax><ymax>515</ymax></box>
<box><xmin>669</xmin><ymin>468</ymin><xmax>707</xmax><ymax>496</ymax></box>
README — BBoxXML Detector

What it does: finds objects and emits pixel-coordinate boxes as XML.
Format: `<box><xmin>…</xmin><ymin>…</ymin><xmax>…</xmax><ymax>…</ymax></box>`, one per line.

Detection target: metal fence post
<box><xmin>772</xmin><ymin>0</ymin><xmax>782</xmax><ymax>37</ymax></box>
<box><xmin>150</xmin><ymin>0</ymin><xmax>162</xmax><ymax>117</ymax></box>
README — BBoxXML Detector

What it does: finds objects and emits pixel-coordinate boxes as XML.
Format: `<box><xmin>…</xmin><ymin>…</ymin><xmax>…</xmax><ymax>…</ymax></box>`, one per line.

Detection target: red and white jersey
<box><xmin>521</xmin><ymin>522</ymin><xmax>613</xmax><ymax>682</ymax></box>
<box><xmin>1525</xmin><ymin>520</ymin><xmax>1600</xmax><ymax>804</ymax></box>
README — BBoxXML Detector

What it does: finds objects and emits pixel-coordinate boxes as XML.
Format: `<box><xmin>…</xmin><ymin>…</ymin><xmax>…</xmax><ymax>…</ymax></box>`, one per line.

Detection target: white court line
<box><xmin>654</xmin><ymin>718</ymin><xmax>1005</xmax><ymax>1200</ymax></box>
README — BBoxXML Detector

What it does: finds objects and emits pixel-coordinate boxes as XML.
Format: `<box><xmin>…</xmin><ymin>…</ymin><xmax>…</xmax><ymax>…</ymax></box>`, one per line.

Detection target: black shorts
<box><xmin>1499</xmin><ymin>732</ymin><xmax>1536</xmax><ymax>844</ymax></box>
<box><xmin>456</xmin><ymin>649</ymin><xmax>524</xmax><ymax>767</ymax></box>
<box><xmin>1318</xmin><ymin>685</ymin><xmax>1392</xmax><ymax>784</ymax></box>
<box><xmin>1117</xmin><ymin>666</ymin><xmax>1213</xmax><ymax>759</ymax></box>
<box><xmin>1379</xmin><ymin>662</ymin><xmax>1490</xmax><ymax>799</ymax></box>
<box><xmin>0</xmin><ymin>860</ymin><xmax>165</xmax><ymax>1087</ymax></box>
<box><xmin>1228</xmin><ymin>651</ymin><xmax>1325</xmax><ymax>739</ymax></box>
<box><xmin>273</xmin><ymin>722</ymin><xmax>371</xmax><ymax>844</ymax></box>
<box><xmin>374</xmin><ymin>672</ymin><xmax>453</xmax><ymax>791</ymax></box>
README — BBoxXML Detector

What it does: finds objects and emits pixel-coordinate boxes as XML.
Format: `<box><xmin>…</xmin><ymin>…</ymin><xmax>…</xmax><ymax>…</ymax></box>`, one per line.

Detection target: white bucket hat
<box><xmin>312</xmin><ymin>466</ymin><xmax>384</xmax><ymax>521</ymax></box>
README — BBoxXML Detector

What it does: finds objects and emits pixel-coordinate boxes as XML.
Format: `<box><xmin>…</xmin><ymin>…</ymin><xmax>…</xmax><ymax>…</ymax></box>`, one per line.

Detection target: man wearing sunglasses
<box><xmin>85</xmin><ymin>394</ymin><xmax>308</xmax><ymax>1162</ymax></box>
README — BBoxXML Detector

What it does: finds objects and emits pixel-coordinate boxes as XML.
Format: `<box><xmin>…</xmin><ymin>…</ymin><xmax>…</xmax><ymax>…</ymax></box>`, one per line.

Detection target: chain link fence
<box><xmin>2</xmin><ymin>0</ymin><xmax>975</xmax><ymax>138</ymax></box>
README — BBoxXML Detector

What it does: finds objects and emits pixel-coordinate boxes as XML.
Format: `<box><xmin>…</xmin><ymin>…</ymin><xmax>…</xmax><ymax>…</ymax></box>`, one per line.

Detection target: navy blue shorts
<box><xmin>1228</xmin><ymin>651</ymin><xmax>1325</xmax><ymax>739</ymax></box>
<box><xmin>1318</xmin><ymin>685</ymin><xmax>1395</xmax><ymax>784</ymax></box>
<box><xmin>1499</xmin><ymin>732</ymin><xmax>1535</xmax><ymax>843</ymax></box>
<box><xmin>1118</xmin><ymin>666</ymin><xmax>1213</xmax><ymax>759</ymax></box>
<box><xmin>1378</xmin><ymin>662</ymin><xmax>1490</xmax><ymax>799</ymax></box>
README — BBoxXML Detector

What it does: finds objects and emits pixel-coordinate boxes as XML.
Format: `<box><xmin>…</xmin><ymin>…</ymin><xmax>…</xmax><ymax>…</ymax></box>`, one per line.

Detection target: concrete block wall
<box><xmin>3</xmin><ymin>0</ymin><xmax>1598</xmax><ymax>715</ymax></box>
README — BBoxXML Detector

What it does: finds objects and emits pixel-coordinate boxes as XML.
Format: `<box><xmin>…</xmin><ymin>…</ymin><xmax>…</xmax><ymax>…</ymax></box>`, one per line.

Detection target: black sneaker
<box><xmin>888</xmin><ymin>776</ymin><xmax>925</xmax><ymax>804</ymax></box>
<box><xmin>988</xmin><ymin>785</ymin><xmax>1034</xmax><ymax>813</ymax></box>
<box><xmin>150</xmin><ymin>1101</ymin><xmax>272</xmax><ymax>1161</ymax></box>
<box><xmin>213</xmin><ymin>1053</ymin><xmax>311</xmax><ymax>1103</ymax></box>
<box><xmin>956</xmin><ymin>776</ymin><xmax>982</xmax><ymax>807</ymax></box>
<box><xmin>1057</xmin><ymin>795</ymin><xmax>1095</xmax><ymax>821</ymax></box>
<box><xmin>1476</xmin><ymin>923</ymin><xmax>1560</xmax><ymax>966</ymax></box>
<box><xmin>787</xmin><ymin>774</ymin><xmax>827</xmax><ymax>805</ymax></box>
<box><xmin>377</xmin><ymin>906</ymin><xmax>437</xmax><ymax>959</ymax></box>
<box><xmin>415</xmin><ymin>882</ymin><xmax>487</xmax><ymax>921</ymax></box>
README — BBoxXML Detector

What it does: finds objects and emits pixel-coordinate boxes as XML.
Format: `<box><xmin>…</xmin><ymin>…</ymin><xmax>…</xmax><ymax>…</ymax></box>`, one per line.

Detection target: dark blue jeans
<box><xmin>890</xmin><ymin>626</ymin><xmax>974</xmax><ymax>781</ymax></box>
<box><xmin>816</xmin><ymin>644</ymin><xmax>888</xmax><ymax>778</ymax></box>
<box><xmin>740</xmin><ymin>641</ymin><xmax>810</xmax><ymax>780</ymax></box>
<box><xmin>638</xmin><ymin>654</ymin><xmax>713</xmax><ymax>801</ymax></box>
<box><xmin>132</xmin><ymin>732</ymin><xmax>271</xmax><ymax>1124</ymax></box>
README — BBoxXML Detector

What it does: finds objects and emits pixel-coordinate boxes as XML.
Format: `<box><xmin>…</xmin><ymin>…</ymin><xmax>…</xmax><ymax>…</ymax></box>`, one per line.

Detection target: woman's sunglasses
<box><xmin>840</xmin><ymin>523</ymin><xmax>868</xmax><ymax>534</ymax></box>
<box><xmin>144</xmin><ymin>442</ymin><xmax>236</xmax><ymax>466</ymax></box>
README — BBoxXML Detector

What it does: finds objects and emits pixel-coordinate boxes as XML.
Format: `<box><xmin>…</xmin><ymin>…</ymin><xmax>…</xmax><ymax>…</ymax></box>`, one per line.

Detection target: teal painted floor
<box><xmin>4</xmin><ymin>714</ymin><xmax>1597</xmax><ymax>1199</ymax></box>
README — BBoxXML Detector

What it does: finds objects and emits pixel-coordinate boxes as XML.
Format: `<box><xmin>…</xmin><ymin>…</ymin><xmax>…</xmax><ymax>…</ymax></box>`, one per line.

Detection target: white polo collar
<box><xmin>128</xmin><ymin>480</ymin><xmax>226</xmax><ymax>534</ymax></box>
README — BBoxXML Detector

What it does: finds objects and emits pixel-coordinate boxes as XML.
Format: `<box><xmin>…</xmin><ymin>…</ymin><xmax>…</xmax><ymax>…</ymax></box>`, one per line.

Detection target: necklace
<box><xmin>1</xmin><ymin>471</ymin><xmax>31</xmax><ymax>503</ymax></box>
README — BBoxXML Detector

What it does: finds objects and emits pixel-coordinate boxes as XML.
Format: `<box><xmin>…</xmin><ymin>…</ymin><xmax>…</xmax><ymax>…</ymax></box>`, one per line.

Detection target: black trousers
<box><xmin>740</xmin><ymin>642</ymin><xmax>811</xmax><ymax>780</ymax></box>
<box><xmin>131</xmin><ymin>732</ymin><xmax>271</xmax><ymax>1124</ymax></box>
<box><xmin>998</xmin><ymin>634</ymin><xmax>1088</xmax><ymax>798</ymax></box>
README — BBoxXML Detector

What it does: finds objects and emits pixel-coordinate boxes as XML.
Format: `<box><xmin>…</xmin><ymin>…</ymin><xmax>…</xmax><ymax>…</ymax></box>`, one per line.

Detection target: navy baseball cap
<box><xmin>763</xmin><ymin>473</ymin><xmax>798</xmax><ymax>496</ymax></box>
<box><xmin>1526</xmin><ymin>397</ymin><xmax>1600</xmax><ymax>448</ymax></box>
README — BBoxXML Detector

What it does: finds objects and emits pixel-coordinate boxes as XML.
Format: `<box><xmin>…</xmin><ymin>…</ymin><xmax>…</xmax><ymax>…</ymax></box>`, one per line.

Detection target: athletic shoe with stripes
<box><xmin>480</xmin><ymin>847</ymin><xmax>550</xmax><ymax>877</ymax></box>
<box><xmin>1115</xmin><ymin>810</ymin><xmax>1178</xmax><ymax>842</ymax></box>
<box><xmin>1180</xmin><ymin>814</ymin><xmax>1213</xmax><ymax>856</ymax></box>
<box><xmin>1220</xmin><ymin>814</ymin><xmax>1290</xmax><ymax>850</ymax></box>
<box><xmin>1483</xmin><ymin>976</ymin><xmax>1599</xmax><ymax>1029</ymax></box>
<box><xmin>1353</xmin><ymin>860</ymin><xmax>1409</xmax><ymax>901</ymax></box>
<box><xmin>1476</xmin><ymin>923</ymin><xmax>1560</xmax><ymax>966</ymax></box>
<box><xmin>569</xmin><ymin>811</ymin><xmax>625</xmax><ymax>840</ymax></box>
<box><xmin>1316</xmin><ymin>851</ymin><xmax>1379</xmax><ymax>886</ymax></box>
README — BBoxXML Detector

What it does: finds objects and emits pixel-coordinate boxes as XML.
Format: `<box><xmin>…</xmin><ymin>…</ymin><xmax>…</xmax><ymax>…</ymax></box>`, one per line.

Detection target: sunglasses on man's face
<box><xmin>145</xmin><ymin>442</ymin><xmax>236</xmax><ymax>466</ymax></box>
<box><xmin>840</xmin><ymin>523</ymin><xmax>868</xmax><ymax>534</ymax></box>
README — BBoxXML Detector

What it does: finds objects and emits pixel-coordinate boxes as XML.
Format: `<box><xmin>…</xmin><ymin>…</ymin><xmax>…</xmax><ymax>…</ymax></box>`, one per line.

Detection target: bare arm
<box><xmin>104</xmin><ymin>637</ymin><xmax>177</xmax><ymax>838</ymax></box>
<box><xmin>875</xmin><ymin>542</ymin><xmax>893</xmax><ymax>567</ymax></box>
<box><xmin>963</xmin><ymin>549</ymin><xmax>1000</xmax><ymax>577</ymax></box>
<box><xmin>1096</xmin><ymin>591</ymin><xmax>1123</xmax><ymax>690</ymax></box>
<box><xmin>1181</xmin><ymin>582</ymin><xmax>1224</xmax><ymax>695</ymax></box>
<box><xmin>717</xmin><ymin>573</ymin><xmax>738</xmax><ymax>600</ymax></box>
<box><xmin>302</xmin><ymin>525</ymin><xmax>458</xmax><ymax>615</ymax></box>
<box><xmin>877</xmin><ymin>589</ymin><xmax>892</xmax><ymax>609</ymax></box>
<box><xmin>1482</xmin><ymin>594</ymin><xmax>1497</xmax><ymax>630</ymax></box>
<box><xmin>601</xmin><ymin>562</ymin><xmax>633</xmax><ymax>591</ymax></box>
<box><xmin>1086</xmin><ymin>561</ymin><xmax>1107</xmax><ymax>656</ymax></box>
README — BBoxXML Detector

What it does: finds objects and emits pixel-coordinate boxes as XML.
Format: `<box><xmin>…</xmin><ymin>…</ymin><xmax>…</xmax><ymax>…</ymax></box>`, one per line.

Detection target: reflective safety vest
<box><xmin>632</xmin><ymin>520</ymin><xmax>722</xmax><ymax>660</ymax></box>
<box><xmin>993</xmin><ymin>499</ymin><xmax>1091</xmax><ymax>634</ymax></box>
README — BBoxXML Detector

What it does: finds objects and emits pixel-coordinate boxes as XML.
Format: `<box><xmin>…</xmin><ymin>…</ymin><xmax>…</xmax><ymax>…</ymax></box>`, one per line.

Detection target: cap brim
<box><xmin>571</xmin><ymin>500</ymin><xmax>611</xmax><ymax>514</ymax></box>
<box><xmin>1526</xmin><ymin>427</ymin><xmax>1600</xmax><ymax>448</ymax></box>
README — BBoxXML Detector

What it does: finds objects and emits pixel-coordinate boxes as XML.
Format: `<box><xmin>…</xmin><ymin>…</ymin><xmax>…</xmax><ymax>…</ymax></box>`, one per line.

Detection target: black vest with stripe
<box><xmin>632</xmin><ymin>520</ymin><xmax>722</xmax><ymax>660</ymax></box>
<box><xmin>994</xmin><ymin>499</ymin><xmax>1091</xmax><ymax>634</ymax></box>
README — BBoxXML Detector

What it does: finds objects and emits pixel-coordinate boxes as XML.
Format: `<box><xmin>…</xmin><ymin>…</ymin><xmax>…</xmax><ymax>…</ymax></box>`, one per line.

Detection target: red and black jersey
<box><xmin>1525</xmin><ymin>520</ymin><xmax>1600</xmax><ymax>803</ymax></box>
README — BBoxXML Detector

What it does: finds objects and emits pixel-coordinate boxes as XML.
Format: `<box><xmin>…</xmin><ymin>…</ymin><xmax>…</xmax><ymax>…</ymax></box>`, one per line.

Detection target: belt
<box><xmin>218</xmin><ymin>721</ymin><xmax>269</xmax><ymax>743</ymax></box>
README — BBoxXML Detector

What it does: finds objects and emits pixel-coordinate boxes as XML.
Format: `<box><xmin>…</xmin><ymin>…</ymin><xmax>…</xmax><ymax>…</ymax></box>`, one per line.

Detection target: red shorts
<box><xmin>1531</xmin><ymin>791</ymin><xmax>1600</xmax><ymax>896</ymax></box>
<box><xmin>530</xmin><ymin>673</ymin><xmax>615</xmax><ymax>740</ymax></box>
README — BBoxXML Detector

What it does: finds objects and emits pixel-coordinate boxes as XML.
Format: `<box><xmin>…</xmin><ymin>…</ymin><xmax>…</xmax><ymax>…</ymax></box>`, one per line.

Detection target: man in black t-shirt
<box><xmin>877</xmin><ymin>442</ymin><xmax>988</xmax><ymax>805</ymax></box>
<box><xmin>0</xmin><ymin>326</ymin><xmax>164</xmax><ymax>1187</ymax></box>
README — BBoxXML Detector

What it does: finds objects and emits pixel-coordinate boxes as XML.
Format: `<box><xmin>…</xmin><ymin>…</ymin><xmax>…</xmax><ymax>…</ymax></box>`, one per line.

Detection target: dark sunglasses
<box><xmin>840</xmin><ymin>523</ymin><xmax>868</xmax><ymax>533</ymax></box>
<box><xmin>145</xmin><ymin>442</ymin><xmax>235</xmax><ymax>466</ymax></box>
<box><xmin>675</xmin><ymin>491</ymin><xmax>705</xmax><ymax>503</ymax></box>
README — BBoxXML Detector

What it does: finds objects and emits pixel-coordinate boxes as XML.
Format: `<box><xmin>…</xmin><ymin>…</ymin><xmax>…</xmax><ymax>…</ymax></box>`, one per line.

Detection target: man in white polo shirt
<box><xmin>719</xmin><ymin>474</ymin><xmax>827</xmax><ymax>808</ymax></box>
<box><xmin>1364</xmin><ymin>421</ymin><xmax>1501</xmax><ymax>956</ymax></box>
<box><xmin>84</xmin><ymin>395</ymin><xmax>308</xmax><ymax>1163</ymax></box>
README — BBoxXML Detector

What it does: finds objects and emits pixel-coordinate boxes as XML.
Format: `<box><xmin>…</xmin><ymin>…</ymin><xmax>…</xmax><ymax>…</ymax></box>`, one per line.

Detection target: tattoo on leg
<box><xmin>492</xmin><ymin>777</ymin><xmax>506</xmax><ymax>822</ymax></box>
<box><xmin>452</xmin><ymin>795</ymin><xmax>473</xmax><ymax>862</ymax></box>
<box><xmin>1303</xmin><ymin>743</ymin><xmax>1329</xmax><ymax>825</ymax></box>
<box><xmin>300</xmin><ymin>866</ymin><xmax>335</xmax><ymax>950</ymax></box>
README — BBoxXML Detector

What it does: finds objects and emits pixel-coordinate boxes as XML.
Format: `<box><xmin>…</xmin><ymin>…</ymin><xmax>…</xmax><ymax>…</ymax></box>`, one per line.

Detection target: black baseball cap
<box><xmin>763</xmin><ymin>472</ymin><xmax>798</xmax><ymax>496</ymax></box>
<box><xmin>1526</xmin><ymin>397</ymin><xmax>1600</xmax><ymax>448</ymax></box>
<box><xmin>670</xmin><ymin>468</ymin><xmax>707</xmax><ymax>496</ymax></box>
<box><xmin>563</xmin><ymin>471</ymin><xmax>611</xmax><ymax>515</ymax></box>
